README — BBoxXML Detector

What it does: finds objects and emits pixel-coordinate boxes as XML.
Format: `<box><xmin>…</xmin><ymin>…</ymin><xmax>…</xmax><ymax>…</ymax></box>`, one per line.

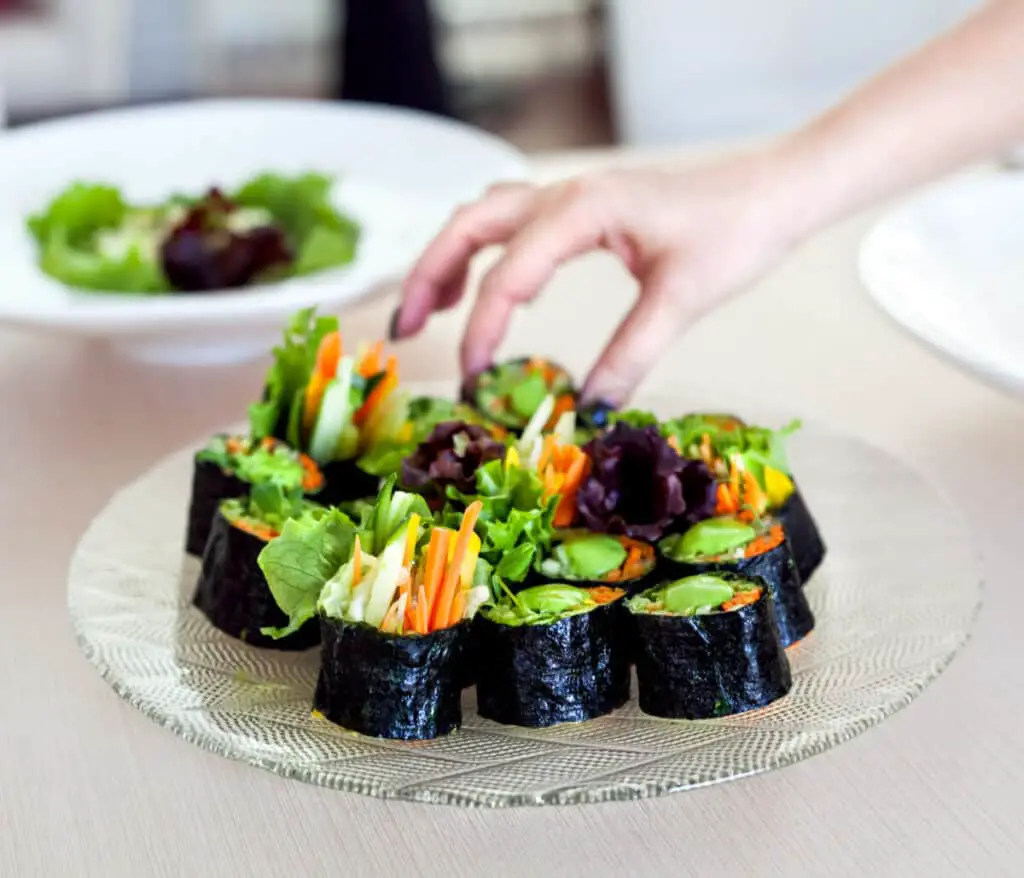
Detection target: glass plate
<box><xmin>67</xmin><ymin>404</ymin><xmax>981</xmax><ymax>807</ymax></box>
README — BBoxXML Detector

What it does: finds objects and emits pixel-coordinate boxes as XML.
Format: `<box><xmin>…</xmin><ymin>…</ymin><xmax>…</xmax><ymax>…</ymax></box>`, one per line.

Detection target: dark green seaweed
<box><xmin>778</xmin><ymin>486</ymin><xmax>826</xmax><ymax>584</ymax></box>
<box><xmin>192</xmin><ymin>509</ymin><xmax>320</xmax><ymax>650</ymax></box>
<box><xmin>473</xmin><ymin>599</ymin><xmax>630</xmax><ymax>728</ymax></box>
<box><xmin>314</xmin><ymin>616</ymin><xmax>466</xmax><ymax>740</ymax></box>
<box><xmin>185</xmin><ymin>454</ymin><xmax>248</xmax><ymax>557</ymax></box>
<box><xmin>317</xmin><ymin>458</ymin><xmax>380</xmax><ymax>506</ymax></box>
<box><xmin>629</xmin><ymin>590</ymin><xmax>792</xmax><ymax>719</ymax></box>
<box><xmin>658</xmin><ymin>536</ymin><xmax>814</xmax><ymax>648</ymax></box>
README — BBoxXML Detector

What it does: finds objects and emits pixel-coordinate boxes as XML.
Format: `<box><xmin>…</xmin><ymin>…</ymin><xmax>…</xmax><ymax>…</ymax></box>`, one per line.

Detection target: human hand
<box><xmin>393</xmin><ymin>150</ymin><xmax>809</xmax><ymax>405</ymax></box>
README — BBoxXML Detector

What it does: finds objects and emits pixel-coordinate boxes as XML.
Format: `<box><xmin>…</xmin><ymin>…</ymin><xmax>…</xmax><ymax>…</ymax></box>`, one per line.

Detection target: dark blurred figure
<box><xmin>336</xmin><ymin>0</ymin><xmax>453</xmax><ymax>117</ymax></box>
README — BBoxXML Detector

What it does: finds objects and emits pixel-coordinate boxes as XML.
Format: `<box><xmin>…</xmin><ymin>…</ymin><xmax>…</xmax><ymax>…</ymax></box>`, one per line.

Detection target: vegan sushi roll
<box><xmin>672</xmin><ymin>412</ymin><xmax>827</xmax><ymax>584</ymax></box>
<box><xmin>533</xmin><ymin>530</ymin><xmax>657</xmax><ymax>593</ymax></box>
<box><xmin>474</xmin><ymin>584</ymin><xmax>630</xmax><ymax>727</ymax></box>
<box><xmin>658</xmin><ymin>516</ymin><xmax>814</xmax><ymax>647</ymax></box>
<box><xmin>259</xmin><ymin>477</ymin><xmax>490</xmax><ymax>740</ymax></box>
<box><xmin>461</xmin><ymin>357</ymin><xmax>576</xmax><ymax>433</ymax></box>
<box><xmin>193</xmin><ymin>484</ymin><xmax>323</xmax><ymax>650</ymax></box>
<box><xmin>627</xmin><ymin>573</ymin><xmax>792</xmax><ymax>719</ymax></box>
<box><xmin>185</xmin><ymin>434</ymin><xmax>324</xmax><ymax>557</ymax></box>
<box><xmin>248</xmin><ymin>308</ymin><xmax>408</xmax><ymax>506</ymax></box>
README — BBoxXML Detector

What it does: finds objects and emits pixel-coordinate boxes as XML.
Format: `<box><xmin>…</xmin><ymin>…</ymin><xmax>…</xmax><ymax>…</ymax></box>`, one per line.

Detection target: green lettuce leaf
<box><xmin>233</xmin><ymin>172</ymin><xmax>360</xmax><ymax>275</ymax></box>
<box><xmin>257</xmin><ymin>507</ymin><xmax>357</xmax><ymax>637</ymax></box>
<box><xmin>443</xmin><ymin>460</ymin><xmax>556</xmax><ymax>582</ymax></box>
<box><xmin>248</xmin><ymin>307</ymin><xmax>338</xmax><ymax>443</ymax></box>
<box><xmin>27</xmin><ymin>182</ymin><xmax>127</xmax><ymax>247</ymax></box>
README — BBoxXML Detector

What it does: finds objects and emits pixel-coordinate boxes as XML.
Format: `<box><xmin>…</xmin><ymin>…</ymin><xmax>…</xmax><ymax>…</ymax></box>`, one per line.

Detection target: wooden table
<box><xmin>2</xmin><ymin>147</ymin><xmax>1022</xmax><ymax>876</ymax></box>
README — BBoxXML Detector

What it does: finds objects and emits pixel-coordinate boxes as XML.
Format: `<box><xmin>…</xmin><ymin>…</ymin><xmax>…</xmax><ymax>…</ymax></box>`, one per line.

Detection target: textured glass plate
<box><xmin>67</xmin><ymin>404</ymin><xmax>981</xmax><ymax>807</ymax></box>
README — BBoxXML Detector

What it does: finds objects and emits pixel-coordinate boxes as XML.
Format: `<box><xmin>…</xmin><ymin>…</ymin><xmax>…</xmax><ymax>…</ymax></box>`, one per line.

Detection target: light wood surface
<box><xmin>1</xmin><ymin>147</ymin><xmax>1022</xmax><ymax>877</ymax></box>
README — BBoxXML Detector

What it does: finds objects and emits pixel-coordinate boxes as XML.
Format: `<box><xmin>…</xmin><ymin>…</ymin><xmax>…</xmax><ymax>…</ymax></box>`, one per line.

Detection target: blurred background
<box><xmin>0</xmin><ymin>0</ymin><xmax>980</xmax><ymax>152</ymax></box>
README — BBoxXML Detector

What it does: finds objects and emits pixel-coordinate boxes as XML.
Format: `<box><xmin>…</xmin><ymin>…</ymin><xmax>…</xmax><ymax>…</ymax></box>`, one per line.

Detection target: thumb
<box><xmin>580</xmin><ymin>257</ymin><xmax>696</xmax><ymax>407</ymax></box>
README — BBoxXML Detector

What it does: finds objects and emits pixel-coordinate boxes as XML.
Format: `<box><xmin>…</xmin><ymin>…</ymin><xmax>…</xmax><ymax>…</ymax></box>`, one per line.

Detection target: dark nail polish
<box><xmin>388</xmin><ymin>307</ymin><xmax>402</xmax><ymax>341</ymax></box>
<box><xmin>578</xmin><ymin>399</ymin><xmax>619</xmax><ymax>429</ymax></box>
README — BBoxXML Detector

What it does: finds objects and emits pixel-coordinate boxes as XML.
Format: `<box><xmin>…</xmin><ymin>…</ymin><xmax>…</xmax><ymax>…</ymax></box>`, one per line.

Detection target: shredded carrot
<box><xmin>302</xmin><ymin>370</ymin><xmax>328</xmax><ymax>432</ymax></box>
<box><xmin>380</xmin><ymin>601</ymin><xmax>402</xmax><ymax>633</ymax></box>
<box><xmin>722</xmin><ymin>588</ymin><xmax>762</xmax><ymax>612</ymax></box>
<box><xmin>357</xmin><ymin>341</ymin><xmax>384</xmax><ymax>378</ymax></box>
<box><xmin>700</xmin><ymin>433</ymin><xmax>713</xmax><ymax>465</ymax></box>
<box><xmin>421</xmin><ymin>529</ymin><xmax>450</xmax><ymax>625</ymax></box>
<box><xmin>744</xmin><ymin>524</ymin><xmax>784</xmax><ymax>558</ymax></box>
<box><xmin>399</xmin><ymin>571</ymin><xmax>415</xmax><ymax>630</ymax></box>
<box><xmin>299</xmin><ymin>454</ymin><xmax>324</xmax><ymax>492</ymax></box>
<box><xmin>546</xmin><ymin>393</ymin><xmax>575</xmax><ymax>429</ymax></box>
<box><xmin>715</xmin><ymin>482</ymin><xmax>739</xmax><ymax>515</ymax></box>
<box><xmin>225</xmin><ymin>436</ymin><xmax>246</xmax><ymax>455</ymax></box>
<box><xmin>589</xmin><ymin>586</ymin><xmax>625</xmax><ymax>605</ymax></box>
<box><xmin>431</xmin><ymin>502</ymin><xmax>482</xmax><ymax>632</ymax></box>
<box><xmin>448</xmin><ymin>586</ymin><xmax>466</xmax><ymax>627</ymax></box>
<box><xmin>415</xmin><ymin>585</ymin><xmax>429</xmax><ymax>635</ymax></box>
<box><xmin>259</xmin><ymin>436</ymin><xmax>276</xmax><ymax>451</ymax></box>
<box><xmin>620</xmin><ymin>541</ymin><xmax>655</xmax><ymax>581</ymax></box>
<box><xmin>232</xmin><ymin>519</ymin><xmax>279</xmax><ymax>542</ymax></box>
<box><xmin>355</xmin><ymin>357</ymin><xmax>399</xmax><ymax>427</ymax></box>
<box><xmin>666</xmin><ymin>434</ymin><xmax>681</xmax><ymax>454</ymax></box>
<box><xmin>315</xmin><ymin>331</ymin><xmax>342</xmax><ymax>380</ymax></box>
<box><xmin>537</xmin><ymin>435</ymin><xmax>558</xmax><ymax>473</ymax></box>
<box><xmin>350</xmin><ymin>535</ymin><xmax>363</xmax><ymax>590</ymax></box>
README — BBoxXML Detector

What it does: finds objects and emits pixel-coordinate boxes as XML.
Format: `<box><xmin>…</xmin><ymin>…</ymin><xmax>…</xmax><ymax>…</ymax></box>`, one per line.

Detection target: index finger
<box><xmin>395</xmin><ymin>183</ymin><xmax>535</xmax><ymax>338</ymax></box>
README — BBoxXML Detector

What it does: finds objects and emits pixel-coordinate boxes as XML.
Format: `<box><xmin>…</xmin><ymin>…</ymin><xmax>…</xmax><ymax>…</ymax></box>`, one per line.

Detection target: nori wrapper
<box><xmin>192</xmin><ymin>509</ymin><xmax>321</xmax><ymax>651</ymax></box>
<box><xmin>778</xmin><ymin>486</ymin><xmax>827</xmax><ymax>585</ymax></box>
<box><xmin>473</xmin><ymin>600</ymin><xmax>630</xmax><ymax>728</ymax></box>
<box><xmin>659</xmin><ymin>536</ymin><xmax>815</xmax><ymax>648</ymax></box>
<box><xmin>185</xmin><ymin>454</ymin><xmax>248</xmax><ymax>557</ymax></box>
<box><xmin>630</xmin><ymin>589</ymin><xmax>792</xmax><ymax>719</ymax></box>
<box><xmin>317</xmin><ymin>458</ymin><xmax>380</xmax><ymax>506</ymax></box>
<box><xmin>314</xmin><ymin>616</ymin><xmax>466</xmax><ymax>740</ymax></box>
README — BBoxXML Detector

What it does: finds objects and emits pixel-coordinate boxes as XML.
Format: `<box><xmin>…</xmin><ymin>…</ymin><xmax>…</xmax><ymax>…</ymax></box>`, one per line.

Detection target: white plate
<box><xmin>859</xmin><ymin>174</ymin><xmax>1024</xmax><ymax>397</ymax></box>
<box><xmin>0</xmin><ymin>99</ymin><xmax>529</xmax><ymax>365</ymax></box>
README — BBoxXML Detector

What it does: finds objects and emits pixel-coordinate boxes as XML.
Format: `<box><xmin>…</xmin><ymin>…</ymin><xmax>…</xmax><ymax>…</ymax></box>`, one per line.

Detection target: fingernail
<box><xmin>388</xmin><ymin>307</ymin><xmax>403</xmax><ymax>341</ymax></box>
<box><xmin>578</xmin><ymin>398</ymin><xmax>619</xmax><ymax>428</ymax></box>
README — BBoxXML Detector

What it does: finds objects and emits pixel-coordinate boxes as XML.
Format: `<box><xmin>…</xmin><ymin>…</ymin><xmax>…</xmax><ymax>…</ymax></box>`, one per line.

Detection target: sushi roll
<box><xmin>532</xmin><ymin>530</ymin><xmax>657</xmax><ymax>594</ymax></box>
<box><xmin>777</xmin><ymin>486</ymin><xmax>827</xmax><ymax>584</ymax></box>
<box><xmin>258</xmin><ymin>477</ymin><xmax>489</xmax><ymax>740</ymax></box>
<box><xmin>193</xmin><ymin>489</ymin><xmax>322</xmax><ymax>650</ymax></box>
<box><xmin>461</xmin><ymin>356</ymin><xmax>576</xmax><ymax>433</ymax></box>
<box><xmin>248</xmin><ymin>310</ymin><xmax>407</xmax><ymax>506</ymax></box>
<box><xmin>627</xmin><ymin>573</ymin><xmax>792</xmax><ymax>719</ymax></box>
<box><xmin>669</xmin><ymin>411</ymin><xmax>827</xmax><ymax>584</ymax></box>
<box><xmin>657</xmin><ymin>516</ymin><xmax>815</xmax><ymax>647</ymax></box>
<box><xmin>474</xmin><ymin>584</ymin><xmax>630</xmax><ymax>728</ymax></box>
<box><xmin>185</xmin><ymin>434</ymin><xmax>323</xmax><ymax>557</ymax></box>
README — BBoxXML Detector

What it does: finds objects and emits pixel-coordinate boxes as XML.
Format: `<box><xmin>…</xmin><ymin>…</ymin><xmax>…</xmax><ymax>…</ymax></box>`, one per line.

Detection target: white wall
<box><xmin>606</xmin><ymin>0</ymin><xmax>982</xmax><ymax>145</ymax></box>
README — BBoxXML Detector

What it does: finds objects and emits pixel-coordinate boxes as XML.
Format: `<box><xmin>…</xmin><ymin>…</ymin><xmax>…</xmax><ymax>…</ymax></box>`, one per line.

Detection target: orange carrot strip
<box><xmin>722</xmin><ymin>588</ymin><xmax>763</xmax><ymax>612</ymax></box>
<box><xmin>589</xmin><ymin>586</ymin><xmax>625</xmax><ymax>605</ymax></box>
<box><xmin>547</xmin><ymin>393</ymin><xmax>575</xmax><ymax>428</ymax></box>
<box><xmin>380</xmin><ymin>600</ymin><xmax>402</xmax><ymax>633</ymax></box>
<box><xmin>537</xmin><ymin>435</ymin><xmax>557</xmax><ymax>473</ymax></box>
<box><xmin>448</xmin><ymin>587</ymin><xmax>466</xmax><ymax>627</ymax></box>
<box><xmin>315</xmin><ymin>331</ymin><xmax>342</xmax><ymax>380</ymax></box>
<box><xmin>415</xmin><ymin>585</ymin><xmax>429</xmax><ymax>635</ymax></box>
<box><xmin>302</xmin><ymin>371</ymin><xmax>328</xmax><ymax>431</ymax></box>
<box><xmin>715</xmin><ymin>483</ymin><xmax>738</xmax><ymax>515</ymax></box>
<box><xmin>350</xmin><ymin>536</ymin><xmax>363</xmax><ymax>591</ymax></box>
<box><xmin>357</xmin><ymin>340</ymin><xmax>384</xmax><ymax>378</ymax></box>
<box><xmin>233</xmin><ymin>520</ymin><xmax>279</xmax><ymax>542</ymax></box>
<box><xmin>422</xmin><ymin>529</ymin><xmax>451</xmax><ymax>627</ymax></box>
<box><xmin>431</xmin><ymin>502</ymin><xmax>483</xmax><ymax>632</ymax></box>
<box><xmin>666</xmin><ymin>434</ymin><xmax>681</xmax><ymax>454</ymax></box>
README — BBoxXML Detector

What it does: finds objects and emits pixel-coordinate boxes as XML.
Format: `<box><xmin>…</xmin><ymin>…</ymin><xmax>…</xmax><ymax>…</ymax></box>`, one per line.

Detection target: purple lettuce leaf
<box><xmin>400</xmin><ymin>421</ymin><xmax>505</xmax><ymax>499</ymax></box>
<box><xmin>577</xmin><ymin>423</ymin><xmax>715</xmax><ymax>541</ymax></box>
